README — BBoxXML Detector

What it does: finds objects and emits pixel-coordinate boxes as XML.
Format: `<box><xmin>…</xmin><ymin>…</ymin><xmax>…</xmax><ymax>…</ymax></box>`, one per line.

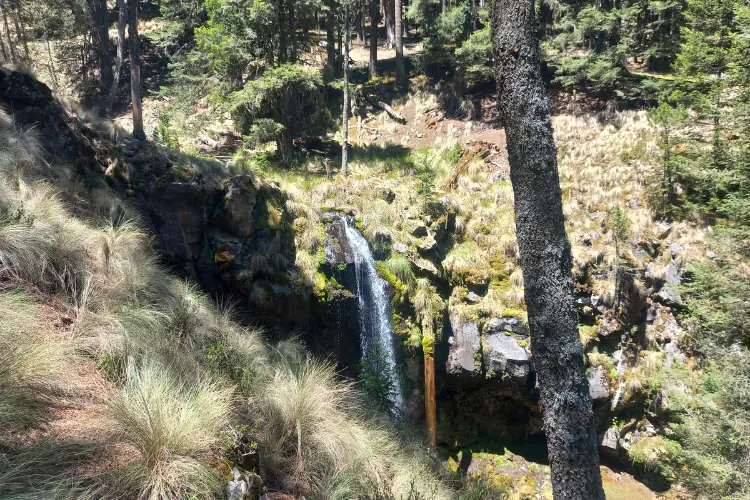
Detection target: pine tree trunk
<box><xmin>278</xmin><ymin>0</ymin><xmax>287</xmax><ymax>64</ymax></box>
<box><xmin>91</xmin><ymin>0</ymin><xmax>113</xmax><ymax>91</ymax></box>
<box><xmin>490</xmin><ymin>0</ymin><xmax>605</xmax><ymax>498</ymax></box>
<box><xmin>46</xmin><ymin>39</ymin><xmax>59</xmax><ymax>89</ymax></box>
<box><xmin>382</xmin><ymin>0</ymin><xmax>395</xmax><ymax>49</ymax></box>
<box><xmin>360</xmin><ymin>3</ymin><xmax>366</xmax><ymax>46</ymax></box>
<box><xmin>0</xmin><ymin>19</ymin><xmax>7</xmax><ymax>62</ymax></box>
<box><xmin>127</xmin><ymin>0</ymin><xmax>145</xmax><ymax>141</ymax></box>
<box><xmin>369</xmin><ymin>0</ymin><xmax>378</xmax><ymax>78</ymax></box>
<box><xmin>341</xmin><ymin>7</ymin><xmax>350</xmax><ymax>176</ymax></box>
<box><xmin>0</xmin><ymin>0</ymin><xmax>14</xmax><ymax>64</ymax></box>
<box><xmin>395</xmin><ymin>0</ymin><xmax>405</xmax><ymax>83</ymax></box>
<box><xmin>107</xmin><ymin>0</ymin><xmax>126</xmax><ymax>112</ymax></box>
<box><xmin>289</xmin><ymin>0</ymin><xmax>297</xmax><ymax>62</ymax></box>
<box><xmin>326</xmin><ymin>7</ymin><xmax>336</xmax><ymax>71</ymax></box>
<box><xmin>11</xmin><ymin>0</ymin><xmax>26</xmax><ymax>59</ymax></box>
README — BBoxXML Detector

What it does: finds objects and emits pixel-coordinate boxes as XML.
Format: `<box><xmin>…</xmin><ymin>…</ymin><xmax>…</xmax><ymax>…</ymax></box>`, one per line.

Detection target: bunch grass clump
<box><xmin>110</xmin><ymin>362</ymin><xmax>234</xmax><ymax>499</ymax></box>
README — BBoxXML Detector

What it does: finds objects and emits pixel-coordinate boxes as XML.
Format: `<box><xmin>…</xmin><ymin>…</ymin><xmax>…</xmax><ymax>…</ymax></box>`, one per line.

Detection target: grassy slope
<box><xmin>0</xmin><ymin>105</ymin><xmax>467</xmax><ymax>498</ymax></box>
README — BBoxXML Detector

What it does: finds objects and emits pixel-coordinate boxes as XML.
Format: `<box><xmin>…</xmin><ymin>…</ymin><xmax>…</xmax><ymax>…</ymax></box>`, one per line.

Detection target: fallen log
<box><xmin>361</xmin><ymin>92</ymin><xmax>407</xmax><ymax>124</ymax></box>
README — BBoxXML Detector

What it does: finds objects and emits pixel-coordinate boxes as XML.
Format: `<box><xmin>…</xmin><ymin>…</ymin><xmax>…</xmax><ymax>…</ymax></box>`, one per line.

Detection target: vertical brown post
<box><xmin>424</xmin><ymin>354</ymin><xmax>437</xmax><ymax>449</ymax></box>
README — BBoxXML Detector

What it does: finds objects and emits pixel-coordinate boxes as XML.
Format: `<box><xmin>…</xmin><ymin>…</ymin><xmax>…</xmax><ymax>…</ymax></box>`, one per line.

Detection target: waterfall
<box><xmin>344</xmin><ymin>217</ymin><xmax>404</xmax><ymax>410</ymax></box>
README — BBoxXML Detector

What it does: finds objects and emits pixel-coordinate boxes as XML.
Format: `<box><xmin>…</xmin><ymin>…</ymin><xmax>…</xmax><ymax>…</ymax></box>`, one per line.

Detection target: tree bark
<box><xmin>0</xmin><ymin>0</ymin><xmax>14</xmax><ymax>64</ymax></box>
<box><xmin>369</xmin><ymin>0</ymin><xmax>378</xmax><ymax>78</ymax></box>
<box><xmin>127</xmin><ymin>0</ymin><xmax>145</xmax><ymax>141</ymax></box>
<box><xmin>490</xmin><ymin>0</ymin><xmax>605</xmax><ymax>498</ymax></box>
<box><xmin>326</xmin><ymin>6</ymin><xmax>336</xmax><ymax>71</ymax></box>
<box><xmin>107</xmin><ymin>0</ymin><xmax>126</xmax><ymax>112</ymax></box>
<box><xmin>341</xmin><ymin>6</ymin><xmax>350</xmax><ymax>176</ymax></box>
<box><xmin>91</xmin><ymin>0</ymin><xmax>113</xmax><ymax>91</ymax></box>
<box><xmin>382</xmin><ymin>0</ymin><xmax>395</xmax><ymax>49</ymax></box>
<box><xmin>360</xmin><ymin>2</ymin><xmax>366</xmax><ymax>46</ymax></box>
<box><xmin>11</xmin><ymin>0</ymin><xmax>26</xmax><ymax>60</ymax></box>
<box><xmin>289</xmin><ymin>0</ymin><xmax>297</xmax><ymax>62</ymax></box>
<box><xmin>278</xmin><ymin>0</ymin><xmax>287</xmax><ymax>64</ymax></box>
<box><xmin>395</xmin><ymin>0</ymin><xmax>405</xmax><ymax>83</ymax></box>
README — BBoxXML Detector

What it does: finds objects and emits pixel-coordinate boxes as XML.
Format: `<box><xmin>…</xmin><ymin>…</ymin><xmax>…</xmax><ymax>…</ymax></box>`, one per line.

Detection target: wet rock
<box><xmin>485</xmin><ymin>316</ymin><xmax>529</xmax><ymax>337</ymax></box>
<box><xmin>446</xmin><ymin>315</ymin><xmax>481</xmax><ymax>375</ymax></box>
<box><xmin>484</xmin><ymin>333</ymin><xmax>530</xmax><ymax>383</ymax></box>
<box><xmin>588</xmin><ymin>366</ymin><xmax>611</xmax><ymax>402</ymax></box>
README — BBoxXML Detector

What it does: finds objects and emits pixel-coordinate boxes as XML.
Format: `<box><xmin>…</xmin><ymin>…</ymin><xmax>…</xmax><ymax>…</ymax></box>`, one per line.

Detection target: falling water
<box><xmin>344</xmin><ymin>217</ymin><xmax>404</xmax><ymax>410</ymax></box>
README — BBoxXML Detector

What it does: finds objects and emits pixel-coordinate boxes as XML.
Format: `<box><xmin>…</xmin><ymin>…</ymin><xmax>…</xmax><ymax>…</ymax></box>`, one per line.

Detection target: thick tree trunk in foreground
<box><xmin>369</xmin><ymin>0</ymin><xmax>378</xmax><ymax>78</ymax></box>
<box><xmin>107</xmin><ymin>0</ymin><xmax>126</xmax><ymax>112</ymax></box>
<box><xmin>127</xmin><ymin>0</ymin><xmax>145</xmax><ymax>141</ymax></box>
<box><xmin>490</xmin><ymin>0</ymin><xmax>605</xmax><ymax>498</ymax></box>
<box><xmin>341</xmin><ymin>8</ymin><xmax>350</xmax><ymax>176</ymax></box>
<box><xmin>395</xmin><ymin>0</ymin><xmax>405</xmax><ymax>83</ymax></box>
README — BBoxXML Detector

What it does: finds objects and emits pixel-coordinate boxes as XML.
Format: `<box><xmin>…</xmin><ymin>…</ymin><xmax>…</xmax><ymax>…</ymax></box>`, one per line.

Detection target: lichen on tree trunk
<box><xmin>490</xmin><ymin>0</ymin><xmax>605</xmax><ymax>498</ymax></box>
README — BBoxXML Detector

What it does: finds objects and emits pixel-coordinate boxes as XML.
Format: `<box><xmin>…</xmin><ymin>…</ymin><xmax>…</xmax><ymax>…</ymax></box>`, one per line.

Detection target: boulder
<box><xmin>588</xmin><ymin>366</ymin><xmax>611</xmax><ymax>402</ymax></box>
<box><xmin>446</xmin><ymin>315</ymin><xmax>481</xmax><ymax>375</ymax></box>
<box><xmin>484</xmin><ymin>333</ymin><xmax>530</xmax><ymax>383</ymax></box>
<box><xmin>485</xmin><ymin>316</ymin><xmax>529</xmax><ymax>337</ymax></box>
<box><xmin>466</xmin><ymin>291</ymin><xmax>482</xmax><ymax>304</ymax></box>
<box><xmin>213</xmin><ymin>175</ymin><xmax>257</xmax><ymax>237</ymax></box>
<box><xmin>600</xmin><ymin>427</ymin><xmax>620</xmax><ymax>459</ymax></box>
<box><xmin>225</xmin><ymin>467</ymin><xmax>262</xmax><ymax>500</ymax></box>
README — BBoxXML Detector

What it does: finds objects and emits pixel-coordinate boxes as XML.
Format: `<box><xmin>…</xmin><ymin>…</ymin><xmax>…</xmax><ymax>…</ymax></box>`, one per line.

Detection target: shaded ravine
<box><xmin>343</xmin><ymin>217</ymin><xmax>404</xmax><ymax>409</ymax></box>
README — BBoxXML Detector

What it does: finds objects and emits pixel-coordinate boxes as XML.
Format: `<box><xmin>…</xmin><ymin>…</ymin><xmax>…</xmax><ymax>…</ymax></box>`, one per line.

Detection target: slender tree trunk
<box><xmin>107</xmin><ymin>0</ymin><xmax>126</xmax><ymax>112</ymax></box>
<box><xmin>424</xmin><ymin>354</ymin><xmax>437</xmax><ymax>449</ymax></box>
<box><xmin>127</xmin><ymin>0</ymin><xmax>145</xmax><ymax>141</ymax></box>
<box><xmin>369</xmin><ymin>0</ymin><xmax>378</xmax><ymax>78</ymax></box>
<box><xmin>490</xmin><ymin>0</ymin><xmax>605</xmax><ymax>498</ymax></box>
<box><xmin>289</xmin><ymin>0</ymin><xmax>297</xmax><ymax>62</ymax></box>
<box><xmin>46</xmin><ymin>39</ymin><xmax>59</xmax><ymax>89</ymax></box>
<box><xmin>382</xmin><ymin>0</ymin><xmax>395</xmax><ymax>49</ymax></box>
<box><xmin>342</xmin><ymin>7</ymin><xmax>350</xmax><ymax>177</ymax></box>
<box><xmin>90</xmin><ymin>0</ymin><xmax>113</xmax><ymax>91</ymax></box>
<box><xmin>326</xmin><ymin>7</ymin><xmax>336</xmax><ymax>71</ymax></box>
<box><xmin>0</xmin><ymin>23</ymin><xmax>7</xmax><ymax>61</ymax></box>
<box><xmin>1</xmin><ymin>0</ymin><xmax>15</xmax><ymax>64</ymax></box>
<box><xmin>278</xmin><ymin>0</ymin><xmax>287</xmax><ymax>64</ymax></box>
<box><xmin>11</xmin><ymin>0</ymin><xmax>26</xmax><ymax>59</ymax></box>
<box><xmin>395</xmin><ymin>0</ymin><xmax>405</xmax><ymax>83</ymax></box>
<box><xmin>360</xmin><ymin>2</ymin><xmax>366</xmax><ymax>46</ymax></box>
